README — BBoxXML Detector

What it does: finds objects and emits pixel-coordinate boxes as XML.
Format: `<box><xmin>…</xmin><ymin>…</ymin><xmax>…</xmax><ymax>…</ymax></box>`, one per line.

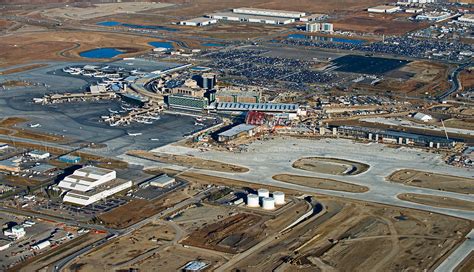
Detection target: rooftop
<box><xmin>182</xmin><ymin>17</ymin><xmax>216</xmax><ymax>23</ymax></box>
<box><xmin>369</xmin><ymin>5</ymin><xmax>399</xmax><ymax>10</ymax></box>
<box><xmin>217</xmin><ymin>102</ymin><xmax>299</xmax><ymax>112</ymax></box>
<box><xmin>67</xmin><ymin>178</ymin><xmax>130</xmax><ymax>197</ymax></box>
<box><xmin>148</xmin><ymin>174</ymin><xmax>174</xmax><ymax>185</ymax></box>
<box><xmin>78</xmin><ymin>166</ymin><xmax>115</xmax><ymax>177</ymax></box>
<box><xmin>218</xmin><ymin>124</ymin><xmax>256</xmax><ymax>137</ymax></box>
<box><xmin>209</xmin><ymin>12</ymin><xmax>295</xmax><ymax>22</ymax></box>
<box><xmin>233</xmin><ymin>7</ymin><xmax>306</xmax><ymax>17</ymax></box>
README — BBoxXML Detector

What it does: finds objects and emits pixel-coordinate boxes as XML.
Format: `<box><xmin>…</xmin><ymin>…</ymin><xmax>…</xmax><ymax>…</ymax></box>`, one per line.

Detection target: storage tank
<box><xmin>247</xmin><ymin>194</ymin><xmax>259</xmax><ymax>207</ymax></box>
<box><xmin>262</xmin><ymin>197</ymin><xmax>275</xmax><ymax>210</ymax></box>
<box><xmin>257</xmin><ymin>188</ymin><xmax>270</xmax><ymax>198</ymax></box>
<box><xmin>273</xmin><ymin>191</ymin><xmax>285</xmax><ymax>205</ymax></box>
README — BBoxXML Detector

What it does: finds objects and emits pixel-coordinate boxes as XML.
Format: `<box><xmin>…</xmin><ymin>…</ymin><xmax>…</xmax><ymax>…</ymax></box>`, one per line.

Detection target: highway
<box><xmin>52</xmin><ymin>187</ymin><xmax>214</xmax><ymax>271</ymax></box>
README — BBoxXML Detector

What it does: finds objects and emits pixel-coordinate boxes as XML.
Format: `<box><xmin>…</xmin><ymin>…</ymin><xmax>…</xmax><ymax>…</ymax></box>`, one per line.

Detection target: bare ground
<box><xmin>273</xmin><ymin>173</ymin><xmax>369</xmax><ymax>193</ymax></box>
<box><xmin>388</xmin><ymin>169</ymin><xmax>474</xmax><ymax>194</ymax></box>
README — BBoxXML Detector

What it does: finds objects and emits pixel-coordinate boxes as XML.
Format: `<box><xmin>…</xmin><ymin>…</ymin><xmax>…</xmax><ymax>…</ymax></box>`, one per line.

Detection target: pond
<box><xmin>202</xmin><ymin>43</ymin><xmax>225</xmax><ymax>47</ymax></box>
<box><xmin>79</xmin><ymin>48</ymin><xmax>124</xmax><ymax>59</ymax></box>
<box><xmin>148</xmin><ymin>41</ymin><xmax>174</xmax><ymax>49</ymax></box>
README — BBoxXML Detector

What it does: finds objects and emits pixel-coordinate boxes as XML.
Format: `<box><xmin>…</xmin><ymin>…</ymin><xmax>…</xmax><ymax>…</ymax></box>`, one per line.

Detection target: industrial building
<box><xmin>181</xmin><ymin>260</ymin><xmax>209</xmax><ymax>271</ymax></box>
<box><xmin>217</xmin><ymin>124</ymin><xmax>256</xmax><ymax>142</ymax></box>
<box><xmin>0</xmin><ymin>158</ymin><xmax>21</xmax><ymax>173</ymax></box>
<box><xmin>32</xmin><ymin>240</ymin><xmax>51</xmax><ymax>251</ymax></box>
<box><xmin>58</xmin><ymin>155</ymin><xmax>81</xmax><ymax>164</ymax></box>
<box><xmin>178</xmin><ymin>17</ymin><xmax>217</xmax><ymax>26</ymax></box>
<box><xmin>334</xmin><ymin>125</ymin><xmax>459</xmax><ymax>148</ymax></box>
<box><xmin>208</xmin><ymin>12</ymin><xmax>296</xmax><ymax>25</ymax></box>
<box><xmin>27</xmin><ymin>150</ymin><xmax>50</xmax><ymax>160</ymax></box>
<box><xmin>299</xmin><ymin>13</ymin><xmax>327</xmax><ymax>22</ymax></box>
<box><xmin>232</xmin><ymin>7</ymin><xmax>306</xmax><ymax>18</ymax></box>
<box><xmin>416</xmin><ymin>12</ymin><xmax>451</xmax><ymax>21</ymax></box>
<box><xmin>368</xmin><ymin>5</ymin><xmax>401</xmax><ymax>13</ymax></box>
<box><xmin>405</xmin><ymin>8</ymin><xmax>423</xmax><ymax>13</ymax></box>
<box><xmin>4</xmin><ymin>225</ymin><xmax>25</xmax><ymax>239</ymax></box>
<box><xmin>58</xmin><ymin>166</ymin><xmax>132</xmax><ymax>206</ymax></box>
<box><xmin>413</xmin><ymin>112</ymin><xmax>433</xmax><ymax>122</ymax></box>
<box><xmin>148</xmin><ymin>174</ymin><xmax>175</xmax><ymax>187</ymax></box>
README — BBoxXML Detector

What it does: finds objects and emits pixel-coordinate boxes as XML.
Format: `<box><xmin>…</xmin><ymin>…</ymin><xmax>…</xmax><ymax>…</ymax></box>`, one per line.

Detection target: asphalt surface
<box><xmin>148</xmin><ymin>137</ymin><xmax>474</xmax><ymax>220</ymax></box>
<box><xmin>435</xmin><ymin>229</ymin><xmax>474</xmax><ymax>272</ymax></box>
<box><xmin>0</xmin><ymin>62</ymin><xmax>205</xmax><ymax>157</ymax></box>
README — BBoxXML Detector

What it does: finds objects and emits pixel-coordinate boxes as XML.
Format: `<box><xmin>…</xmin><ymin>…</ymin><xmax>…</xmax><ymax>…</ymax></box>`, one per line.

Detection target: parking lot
<box><xmin>33</xmin><ymin>197</ymin><xmax>128</xmax><ymax>222</ymax></box>
<box><xmin>282</xmin><ymin>35</ymin><xmax>472</xmax><ymax>62</ymax></box>
<box><xmin>133</xmin><ymin>179</ymin><xmax>187</xmax><ymax>200</ymax></box>
<box><xmin>204</xmin><ymin>49</ymin><xmax>337</xmax><ymax>91</ymax></box>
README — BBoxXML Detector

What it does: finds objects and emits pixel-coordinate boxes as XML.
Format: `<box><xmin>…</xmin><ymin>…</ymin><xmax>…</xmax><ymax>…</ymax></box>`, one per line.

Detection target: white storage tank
<box><xmin>257</xmin><ymin>188</ymin><xmax>270</xmax><ymax>198</ymax></box>
<box><xmin>273</xmin><ymin>191</ymin><xmax>285</xmax><ymax>205</ymax></box>
<box><xmin>262</xmin><ymin>197</ymin><xmax>275</xmax><ymax>210</ymax></box>
<box><xmin>247</xmin><ymin>194</ymin><xmax>259</xmax><ymax>207</ymax></box>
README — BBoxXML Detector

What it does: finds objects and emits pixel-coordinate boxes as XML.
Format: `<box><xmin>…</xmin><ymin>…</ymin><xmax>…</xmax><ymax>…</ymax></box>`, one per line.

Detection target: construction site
<box><xmin>0</xmin><ymin>0</ymin><xmax>472</xmax><ymax>271</ymax></box>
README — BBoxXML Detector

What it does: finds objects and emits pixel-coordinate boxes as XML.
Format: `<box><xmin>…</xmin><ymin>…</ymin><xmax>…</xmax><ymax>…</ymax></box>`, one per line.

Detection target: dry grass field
<box><xmin>0</xmin><ymin>31</ymin><xmax>157</xmax><ymax>67</ymax></box>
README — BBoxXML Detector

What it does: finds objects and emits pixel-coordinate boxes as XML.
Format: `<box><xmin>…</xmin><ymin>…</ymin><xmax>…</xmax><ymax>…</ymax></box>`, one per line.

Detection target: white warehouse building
<box><xmin>368</xmin><ymin>5</ymin><xmax>401</xmax><ymax>13</ymax></box>
<box><xmin>58</xmin><ymin>166</ymin><xmax>132</xmax><ymax>206</ymax></box>
<box><xmin>232</xmin><ymin>7</ymin><xmax>306</xmax><ymax>18</ymax></box>
<box><xmin>208</xmin><ymin>12</ymin><xmax>295</xmax><ymax>25</ymax></box>
<box><xmin>178</xmin><ymin>17</ymin><xmax>218</xmax><ymax>26</ymax></box>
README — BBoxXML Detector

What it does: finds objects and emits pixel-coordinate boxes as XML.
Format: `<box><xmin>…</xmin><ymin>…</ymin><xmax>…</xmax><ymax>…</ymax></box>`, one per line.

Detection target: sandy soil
<box><xmin>156</xmin><ymin>0</ymin><xmax>390</xmax><ymax>17</ymax></box>
<box><xmin>292</xmin><ymin>156</ymin><xmax>369</xmax><ymax>175</ymax></box>
<box><xmin>67</xmin><ymin>222</ymin><xmax>177</xmax><ymax>271</ymax></box>
<box><xmin>129</xmin><ymin>150</ymin><xmax>249</xmax><ymax>173</ymax></box>
<box><xmin>369</xmin><ymin>60</ymin><xmax>450</xmax><ymax>98</ymax></box>
<box><xmin>233</xmin><ymin>197</ymin><xmax>472</xmax><ymax>271</ymax></box>
<box><xmin>398</xmin><ymin>193</ymin><xmax>474</xmax><ymax>211</ymax></box>
<box><xmin>456</xmin><ymin>251</ymin><xmax>474</xmax><ymax>272</ymax></box>
<box><xmin>443</xmin><ymin>118</ymin><xmax>474</xmax><ymax>131</ymax></box>
<box><xmin>273</xmin><ymin>173</ymin><xmax>369</xmax><ymax>193</ymax></box>
<box><xmin>388</xmin><ymin>169</ymin><xmax>474</xmax><ymax>194</ymax></box>
<box><xmin>182</xmin><ymin>213</ymin><xmax>264</xmax><ymax>254</ymax></box>
<box><xmin>41</xmin><ymin>2</ymin><xmax>174</xmax><ymax>20</ymax></box>
<box><xmin>98</xmin><ymin>190</ymin><xmax>189</xmax><ymax>229</ymax></box>
<box><xmin>331</xmin><ymin>12</ymin><xmax>428</xmax><ymax>35</ymax></box>
<box><xmin>135</xmin><ymin>245</ymin><xmax>228</xmax><ymax>271</ymax></box>
<box><xmin>13</xmin><ymin>232</ymin><xmax>106</xmax><ymax>272</ymax></box>
<box><xmin>459</xmin><ymin>69</ymin><xmax>474</xmax><ymax>91</ymax></box>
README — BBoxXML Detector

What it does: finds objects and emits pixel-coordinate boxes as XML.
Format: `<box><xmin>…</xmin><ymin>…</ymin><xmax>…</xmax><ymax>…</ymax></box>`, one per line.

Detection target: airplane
<box><xmin>127</xmin><ymin>132</ymin><xmax>142</xmax><ymax>136</ymax></box>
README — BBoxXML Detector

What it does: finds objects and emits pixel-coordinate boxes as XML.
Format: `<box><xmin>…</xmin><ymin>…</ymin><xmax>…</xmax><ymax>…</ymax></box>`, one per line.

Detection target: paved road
<box><xmin>52</xmin><ymin>187</ymin><xmax>213</xmax><ymax>271</ymax></box>
<box><xmin>150</xmin><ymin>138</ymin><xmax>474</xmax><ymax>221</ymax></box>
<box><xmin>437</xmin><ymin>62</ymin><xmax>469</xmax><ymax>101</ymax></box>
<box><xmin>434</xmin><ymin>229</ymin><xmax>474</xmax><ymax>272</ymax></box>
